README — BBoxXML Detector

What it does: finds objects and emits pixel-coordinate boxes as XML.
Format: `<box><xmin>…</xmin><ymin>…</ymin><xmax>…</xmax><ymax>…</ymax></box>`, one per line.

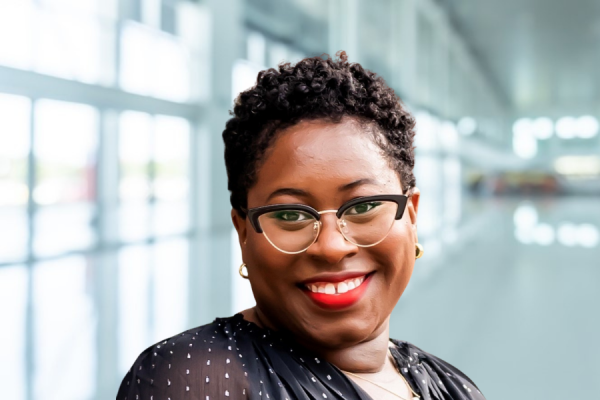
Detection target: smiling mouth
<box><xmin>301</xmin><ymin>273</ymin><xmax>372</xmax><ymax>294</ymax></box>
<box><xmin>297</xmin><ymin>272</ymin><xmax>375</xmax><ymax>310</ymax></box>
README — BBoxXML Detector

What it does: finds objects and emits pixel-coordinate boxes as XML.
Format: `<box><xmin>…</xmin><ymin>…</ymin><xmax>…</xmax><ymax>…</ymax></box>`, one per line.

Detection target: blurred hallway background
<box><xmin>0</xmin><ymin>0</ymin><xmax>598</xmax><ymax>399</ymax></box>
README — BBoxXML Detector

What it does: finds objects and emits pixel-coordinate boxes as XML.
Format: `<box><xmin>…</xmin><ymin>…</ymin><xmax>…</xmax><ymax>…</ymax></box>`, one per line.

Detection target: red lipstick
<box><xmin>301</xmin><ymin>272</ymin><xmax>374</xmax><ymax>310</ymax></box>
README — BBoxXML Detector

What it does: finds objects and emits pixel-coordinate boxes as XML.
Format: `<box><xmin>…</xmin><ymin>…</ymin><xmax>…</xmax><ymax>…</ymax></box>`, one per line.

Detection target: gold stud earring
<box><xmin>415</xmin><ymin>243</ymin><xmax>424</xmax><ymax>259</ymax></box>
<box><xmin>239</xmin><ymin>263</ymin><xmax>249</xmax><ymax>279</ymax></box>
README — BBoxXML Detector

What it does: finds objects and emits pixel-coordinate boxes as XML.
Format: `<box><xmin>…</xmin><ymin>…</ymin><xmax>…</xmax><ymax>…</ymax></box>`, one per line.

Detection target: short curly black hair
<box><xmin>223</xmin><ymin>51</ymin><xmax>416</xmax><ymax>217</ymax></box>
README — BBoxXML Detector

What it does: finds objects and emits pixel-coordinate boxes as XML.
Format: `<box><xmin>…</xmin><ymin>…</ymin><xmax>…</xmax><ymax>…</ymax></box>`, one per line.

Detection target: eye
<box><xmin>346</xmin><ymin>201</ymin><xmax>382</xmax><ymax>215</ymax></box>
<box><xmin>270</xmin><ymin>210</ymin><xmax>311</xmax><ymax>221</ymax></box>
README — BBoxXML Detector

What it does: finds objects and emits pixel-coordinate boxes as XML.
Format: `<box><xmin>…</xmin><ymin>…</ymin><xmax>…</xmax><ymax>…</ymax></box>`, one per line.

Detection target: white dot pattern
<box><xmin>116</xmin><ymin>313</ymin><xmax>486</xmax><ymax>399</ymax></box>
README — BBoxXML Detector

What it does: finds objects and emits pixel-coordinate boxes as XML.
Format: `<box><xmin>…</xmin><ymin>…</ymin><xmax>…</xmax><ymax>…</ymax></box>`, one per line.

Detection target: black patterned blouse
<box><xmin>117</xmin><ymin>313</ymin><xmax>485</xmax><ymax>400</ymax></box>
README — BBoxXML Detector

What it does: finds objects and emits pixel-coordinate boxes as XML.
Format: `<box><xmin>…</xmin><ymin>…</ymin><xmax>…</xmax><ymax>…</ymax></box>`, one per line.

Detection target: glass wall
<box><xmin>0</xmin><ymin>1</ymin><xmax>207</xmax><ymax>398</ymax></box>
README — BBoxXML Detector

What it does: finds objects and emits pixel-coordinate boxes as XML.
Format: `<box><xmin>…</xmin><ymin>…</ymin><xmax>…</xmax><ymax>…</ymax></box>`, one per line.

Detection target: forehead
<box><xmin>248</xmin><ymin>118</ymin><xmax>402</xmax><ymax>205</ymax></box>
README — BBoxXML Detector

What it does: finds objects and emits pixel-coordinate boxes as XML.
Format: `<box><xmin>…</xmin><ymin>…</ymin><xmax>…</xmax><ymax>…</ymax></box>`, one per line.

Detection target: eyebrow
<box><xmin>266</xmin><ymin>188</ymin><xmax>309</xmax><ymax>202</ymax></box>
<box><xmin>338</xmin><ymin>178</ymin><xmax>379</xmax><ymax>191</ymax></box>
<box><xmin>265</xmin><ymin>178</ymin><xmax>379</xmax><ymax>202</ymax></box>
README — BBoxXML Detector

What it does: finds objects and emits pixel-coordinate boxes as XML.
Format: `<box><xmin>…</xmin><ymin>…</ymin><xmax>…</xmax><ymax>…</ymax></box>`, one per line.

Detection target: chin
<box><xmin>295</xmin><ymin>310</ymin><xmax>385</xmax><ymax>349</ymax></box>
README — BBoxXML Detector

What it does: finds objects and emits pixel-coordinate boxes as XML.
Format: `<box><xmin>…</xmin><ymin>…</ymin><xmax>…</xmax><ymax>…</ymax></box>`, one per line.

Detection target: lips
<box><xmin>299</xmin><ymin>271</ymin><xmax>375</xmax><ymax>310</ymax></box>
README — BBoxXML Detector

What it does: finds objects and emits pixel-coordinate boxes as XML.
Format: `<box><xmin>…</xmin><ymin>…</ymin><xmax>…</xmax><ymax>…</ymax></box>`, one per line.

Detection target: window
<box><xmin>0</xmin><ymin>94</ymin><xmax>30</xmax><ymax>263</ymax></box>
<box><xmin>33</xmin><ymin>99</ymin><xmax>99</xmax><ymax>257</ymax></box>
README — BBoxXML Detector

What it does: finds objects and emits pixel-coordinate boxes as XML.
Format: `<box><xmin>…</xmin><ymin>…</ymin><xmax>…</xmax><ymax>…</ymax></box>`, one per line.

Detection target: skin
<box><xmin>231</xmin><ymin>117</ymin><xmax>421</xmax><ymax>393</ymax></box>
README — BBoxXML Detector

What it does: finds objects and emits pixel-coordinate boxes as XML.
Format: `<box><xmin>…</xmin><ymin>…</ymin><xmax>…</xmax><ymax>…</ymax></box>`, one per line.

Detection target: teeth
<box><xmin>306</xmin><ymin>274</ymin><xmax>368</xmax><ymax>294</ymax></box>
<box><xmin>324</xmin><ymin>283</ymin><xmax>336</xmax><ymax>295</ymax></box>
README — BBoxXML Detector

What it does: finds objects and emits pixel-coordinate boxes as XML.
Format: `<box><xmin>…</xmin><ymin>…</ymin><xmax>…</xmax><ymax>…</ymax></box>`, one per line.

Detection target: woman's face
<box><xmin>232</xmin><ymin>117</ymin><xmax>420</xmax><ymax>349</ymax></box>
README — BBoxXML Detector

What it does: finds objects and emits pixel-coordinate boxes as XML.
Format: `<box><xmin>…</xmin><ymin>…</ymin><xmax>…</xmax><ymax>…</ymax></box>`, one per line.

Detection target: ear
<box><xmin>231</xmin><ymin>209</ymin><xmax>248</xmax><ymax>247</ymax></box>
<box><xmin>406</xmin><ymin>187</ymin><xmax>420</xmax><ymax>241</ymax></box>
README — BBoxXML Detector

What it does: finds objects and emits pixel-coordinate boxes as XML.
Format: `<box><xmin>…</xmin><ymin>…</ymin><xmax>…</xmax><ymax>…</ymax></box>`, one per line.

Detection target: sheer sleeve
<box><xmin>116</xmin><ymin>326</ymin><xmax>251</xmax><ymax>400</ymax></box>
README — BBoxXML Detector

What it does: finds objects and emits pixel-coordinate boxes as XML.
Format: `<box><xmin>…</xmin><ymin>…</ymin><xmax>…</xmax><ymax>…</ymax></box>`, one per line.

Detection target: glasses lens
<box><xmin>340</xmin><ymin>200</ymin><xmax>398</xmax><ymax>246</ymax></box>
<box><xmin>258</xmin><ymin>210</ymin><xmax>319</xmax><ymax>253</ymax></box>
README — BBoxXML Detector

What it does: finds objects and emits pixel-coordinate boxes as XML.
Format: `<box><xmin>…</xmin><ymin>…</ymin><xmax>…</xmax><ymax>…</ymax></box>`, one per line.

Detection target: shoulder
<box><xmin>117</xmin><ymin>315</ymin><xmax>250</xmax><ymax>400</ymax></box>
<box><xmin>390</xmin><ymin>339</ymin><xmax>486</xmax><ymax>400</ymax></box>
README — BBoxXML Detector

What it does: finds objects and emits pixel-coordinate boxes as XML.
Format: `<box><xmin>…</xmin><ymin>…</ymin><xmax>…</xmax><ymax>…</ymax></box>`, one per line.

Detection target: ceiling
<box><xmin>440</xmin><ymin>0</ymin><xmax>600</xmax><ymax>118</ymax></box>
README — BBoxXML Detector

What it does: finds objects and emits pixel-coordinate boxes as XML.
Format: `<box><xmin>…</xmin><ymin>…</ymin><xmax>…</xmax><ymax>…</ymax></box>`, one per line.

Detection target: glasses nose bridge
<box><xmin>317</xmin><ymin>209</ymin><xmax>338</xmax><ymax>216</ymax></box>
<box><xmin>315</xmin><ymin>209</ymin><xmax>345</xmax><ymax>239</ymax></box>
<box><xmin>317</xmin><ymin>209</ymin><xmax>341</xmax><ymax>226</ymax></box>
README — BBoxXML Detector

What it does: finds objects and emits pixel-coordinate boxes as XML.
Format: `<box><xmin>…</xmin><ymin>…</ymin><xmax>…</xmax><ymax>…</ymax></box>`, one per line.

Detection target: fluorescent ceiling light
<box><xmin>512</xmin><ymin>118</ymin><xmax>531</xmax><ymax>136</ymax></box>
<box><xmin>513</xmin><ymin>128</ymin><xmax>537</xmax><ymax>159</ymax></box>
<box><xmin>576</xmin><ymin>115</ymin><xmax>599</xmax><ymax>139</ymax></box>
<box><xmin>554</xmin><ymin>156</ymin><xmax>600</xmax><ymax>176</ymax></box>
<box><xmin>556</xmin><ymin>117</ymin><xmax>577</xmax><ymax>139</ymax></box>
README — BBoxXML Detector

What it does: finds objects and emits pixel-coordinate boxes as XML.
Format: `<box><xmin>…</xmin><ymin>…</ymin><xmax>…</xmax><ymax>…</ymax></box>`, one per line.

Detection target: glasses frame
<box><xmin>246</xmin><ymin>194</ymin><xmax>409</xmax><ymax>254</ymax></box>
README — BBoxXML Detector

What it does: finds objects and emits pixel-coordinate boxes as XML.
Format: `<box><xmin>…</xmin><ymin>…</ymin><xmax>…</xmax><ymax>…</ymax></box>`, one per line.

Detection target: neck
<box><xmin>242</xmin><ymin>306</ymin><xmax>391</xmax><ymax>374</ymax></box>
<box><xmin>313</xmin><ymin>323</ymin><xmax>391</xmax><ymax>373</ymax></box>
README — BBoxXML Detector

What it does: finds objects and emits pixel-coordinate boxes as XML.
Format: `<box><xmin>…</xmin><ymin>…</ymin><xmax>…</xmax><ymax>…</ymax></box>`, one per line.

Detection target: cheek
<box><xmin>245</xmin><ymin>231</ymin><xmax>289</xmax><ymax>269</ymax></box>
<box><xmin>243</xmin><ymin>231</ymin><xmax>297</xmax><ymax>296</ymax></box>
<box><xmin>375</xmin><ymin>220</ymin><xmax>415</xmax><ymax>289</ymax></box>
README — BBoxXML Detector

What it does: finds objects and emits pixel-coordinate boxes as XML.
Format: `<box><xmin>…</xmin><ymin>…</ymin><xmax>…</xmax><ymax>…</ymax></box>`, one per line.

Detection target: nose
<box><xmin>305</xmin><ymin>213</ymin><xmax>358</xmax><ymax>264</ymax></box>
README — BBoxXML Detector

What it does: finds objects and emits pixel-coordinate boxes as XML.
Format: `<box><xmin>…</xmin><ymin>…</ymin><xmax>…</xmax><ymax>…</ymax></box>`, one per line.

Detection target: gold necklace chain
<box><xmin>340</xmin><ymin>348</ymin><xmax>420</xmax><ymax>400</ymax></box>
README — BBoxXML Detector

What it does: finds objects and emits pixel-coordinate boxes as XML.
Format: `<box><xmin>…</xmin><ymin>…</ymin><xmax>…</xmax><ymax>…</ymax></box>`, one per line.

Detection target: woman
<box><xmin>117</xmin><ymin>52</ymin><xmax>485</xmax><ymax>400</ymax></box>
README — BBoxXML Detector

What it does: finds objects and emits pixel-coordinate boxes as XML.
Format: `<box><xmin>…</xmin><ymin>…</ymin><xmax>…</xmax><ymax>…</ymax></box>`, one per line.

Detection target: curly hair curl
<box><xmin>223</xmin><ymin>51</ymin><xmax>416</xmax><ymax>217</ymax></box>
